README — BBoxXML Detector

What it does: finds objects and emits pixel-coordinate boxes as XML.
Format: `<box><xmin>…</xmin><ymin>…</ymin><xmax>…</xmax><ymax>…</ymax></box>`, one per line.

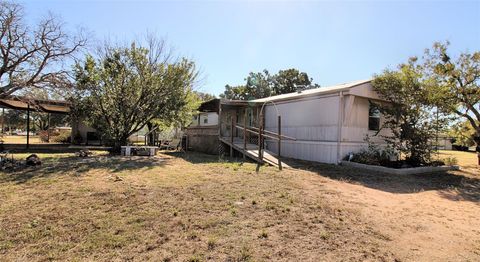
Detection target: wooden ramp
<box><xmin>220</xmin><ymin>137</ymin><xmax>291</xmax><ymax>169</ymax></box>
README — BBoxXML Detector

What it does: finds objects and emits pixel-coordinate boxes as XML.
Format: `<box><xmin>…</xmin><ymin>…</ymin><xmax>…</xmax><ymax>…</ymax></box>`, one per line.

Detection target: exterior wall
<box><xmin>436</xmin><ymin>137</ymin><xmax>453</xmax><ymax>150</ymax></box>
<box><xmin>191</xmin><ymin>112</ymin><xmax>219</xmax><ymax>127</ymax></box>
<box><xmin>263</xmin><ymin>93</ymin><xmax>389</xmax><ymax>164</ymax></box>
<box><xmin>185</xmin><ymin>125</ymin><xmax>219</xmax><ymax>155</ymax></box>
<box><xmin>71</xmin><ymin>119</ymin><xmax>98</xmax><ymax>144</ymax></box>
<box><xmin>264</xmin><ymin>95</ymin><xmax>340</xmax><ymax>141</ymax></box>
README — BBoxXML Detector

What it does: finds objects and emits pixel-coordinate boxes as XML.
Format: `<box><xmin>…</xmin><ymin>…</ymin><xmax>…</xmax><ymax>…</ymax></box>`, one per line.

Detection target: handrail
<box><xmin>235</xmin><ymin>125</ymin><xmax>296</xmax><ymax>141</ymax></box>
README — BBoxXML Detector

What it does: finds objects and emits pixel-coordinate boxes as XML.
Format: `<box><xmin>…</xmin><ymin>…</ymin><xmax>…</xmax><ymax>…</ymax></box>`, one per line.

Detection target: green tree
<box><xmin>221</xmin><ymin>84</ymin><xmax>249</xmax><ymax>100</ymax></box>
<box><xmin>195</xmin><ymin>91</ymin><xmax>216</xmax><ymax>102</ymax></box>
<box><xmin>220</xmin><ymin>68</ymin><xmax>319</xmax><ymax>100</ymax></box>
<box><xmin>146</xmin><ymin>88</ymin><xmax>202</xmax><ymax>145</ymax></box>
<box><xmin>372</xmin><ymin>64</ymin><xmax>439</xmax><ymax>165</ymax></box>
<box><xmin>448</xmin><ymin>121</ymin><xmax>475</xmax><ymax>147</ymax></box>
<box><xmin>73</xmin><ymin>40</ymin><xmax>198</xmax><ymax>151</ymax></box>
<box><xmin>421</xmin><ymin>42</ymin><xmax>480</xmax><ymax>152</ymax></box>
<box><xmin>220</xmin><ymin>70</ymin><xmax>272</xmax><ymax>100</ymax></box>
<box><xmin>272</xmin><ymin>68</ymin><xmax>318</xmax><ymax>95</ymax></box>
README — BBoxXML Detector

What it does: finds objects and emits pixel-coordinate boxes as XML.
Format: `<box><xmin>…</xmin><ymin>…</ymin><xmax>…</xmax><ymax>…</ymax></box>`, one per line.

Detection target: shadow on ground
<box><xmin>164</xmin><ymin>151</ymin><xmax>254</xmax><ymax>165</ymax></box>
<box><xmin>284</xmin><ymin>159</ymin><xmax>480</xmax><ymax>203</ymax></box>
<box><xmin>0</xmin><ymin>155</ymin><xmax>166</xmax><ymax>184</ymax></box>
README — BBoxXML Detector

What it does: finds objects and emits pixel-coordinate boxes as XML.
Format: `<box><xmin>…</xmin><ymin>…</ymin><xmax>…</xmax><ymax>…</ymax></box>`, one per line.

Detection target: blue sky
<box><xmin>22</xmin><ymin>0</ymin><xmax>480</xmax><ymax>96</ymax></box>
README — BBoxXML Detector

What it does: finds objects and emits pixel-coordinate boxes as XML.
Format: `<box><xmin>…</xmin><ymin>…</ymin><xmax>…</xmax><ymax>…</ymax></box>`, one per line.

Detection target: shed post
<box><xmin>26</xmin><ymin>103</ymin><xmax>30</xmax><ymax>149</ymax></box>
<box><xmin>278</xmin><ymin>115</ymin><xmax>282</xmax><ymax>170</ymax></box>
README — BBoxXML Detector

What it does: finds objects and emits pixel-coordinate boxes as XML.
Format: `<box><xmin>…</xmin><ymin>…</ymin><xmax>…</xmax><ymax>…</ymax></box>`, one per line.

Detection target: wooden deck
<box><xmin>220</xmin><ymin>137</ymin><xmax>291</xmax><ymax>168</ymax></box>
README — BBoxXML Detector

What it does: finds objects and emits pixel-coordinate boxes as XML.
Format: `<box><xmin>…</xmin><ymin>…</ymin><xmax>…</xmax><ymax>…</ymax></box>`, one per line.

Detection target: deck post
<box><xmin>256</xmin><ymin>112</ymin><xmax>263</xmax><ymax>172</ymax></box>
<box><xmin>243</xmin><ymin>108</ymin><xmax>247</xmax><ymax>159</ymax></box>
<box><xmin>230</xmin><ymin>115</ymin><xmax>234</xmax><ymax>157</ymax></box>
<box><xmin>26</xmin><ymin>103</ymin><xmax>30</xmax><ymax>149</ymax></box>
<box><xmin>278</xmin><ymin>115</ymin><xmax>282</xmax><ymax>170</ymax></box>
<box><xmin>1</xmin><ymin>108</ymin><xmax>4</xmax><ymax>134</ymax></box>
<box><xmin>258</xmin><ymin>112</ymin><xmax>263</xmax><ymax>160</ymax></box>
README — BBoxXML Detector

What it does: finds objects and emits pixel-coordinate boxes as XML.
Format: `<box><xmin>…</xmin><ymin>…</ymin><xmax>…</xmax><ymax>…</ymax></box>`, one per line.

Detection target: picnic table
<box><xmin>121</xmin><ymin>146</ymin><xmax>157</xmax><ymax>156</ymax></box>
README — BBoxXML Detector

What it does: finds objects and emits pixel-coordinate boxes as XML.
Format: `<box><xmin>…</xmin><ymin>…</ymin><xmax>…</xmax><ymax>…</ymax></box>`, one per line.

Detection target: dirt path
<box><xmin>292</xmin><ymin>167</ymin><xmax>480</xmax><ymax>261</ymax></box>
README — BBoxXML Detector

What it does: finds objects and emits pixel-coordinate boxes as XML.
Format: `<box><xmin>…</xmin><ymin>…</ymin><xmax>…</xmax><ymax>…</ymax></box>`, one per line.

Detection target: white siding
<box><xmin>264</xmin><ymin>95</ymin><xmax>340</xmax><ymax>142</ymax></box>
<box><xmin>191</xmin><ymin>112</ymin><xmax>219</xmax><ymax>127</ymax></box>
<box><xmin>260</xmin><ymin>84</ymin><xmax>389</xmax><ymax>164</ymax></box>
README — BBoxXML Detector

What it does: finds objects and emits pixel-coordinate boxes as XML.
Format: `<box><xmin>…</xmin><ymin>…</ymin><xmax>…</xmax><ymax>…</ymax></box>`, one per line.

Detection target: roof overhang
<box><xmin>252</xmin><ymin>80</ymin><xmax>375</xmax><ymax>103</ymax></box>
<box><xmin>0</xmin><ymin>96</ymin><xmax>71</xmax><ymax>114</ymax></box>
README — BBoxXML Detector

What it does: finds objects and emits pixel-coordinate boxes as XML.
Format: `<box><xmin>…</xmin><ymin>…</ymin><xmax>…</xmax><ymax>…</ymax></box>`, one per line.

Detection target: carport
<box><xmin>0</xmin><ymin>96</ymin><xmax>71</xmax><ymax>149</ymax></box>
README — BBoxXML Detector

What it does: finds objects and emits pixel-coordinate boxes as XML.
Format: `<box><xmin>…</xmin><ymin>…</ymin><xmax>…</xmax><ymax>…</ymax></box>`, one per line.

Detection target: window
<box><xmin>368</xmin><ymin>104</ymin><xmax>381</xmax><ymax>131</ymax></box>
<box><xmin>203</xmin><ymin>117</ymin><xmax>208</xmax><ymax>124</ymax></box>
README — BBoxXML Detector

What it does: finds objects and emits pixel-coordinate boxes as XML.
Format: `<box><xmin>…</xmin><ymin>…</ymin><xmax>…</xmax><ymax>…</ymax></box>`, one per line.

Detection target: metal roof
<box><xmin>252</xmin><ymin>79</ymin><xmax>372</xmax><ymax>103</ymax></box>
<box><xmin>0</xmin><ymin>96</ymin><xmax>71</xmax><ymax>114</ymax></box>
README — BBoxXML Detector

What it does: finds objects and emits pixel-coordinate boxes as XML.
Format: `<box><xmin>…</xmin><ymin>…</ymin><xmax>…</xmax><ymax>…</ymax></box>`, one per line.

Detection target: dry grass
<box><xmin>0</xmin><ymin>150</ymin><xmax>478</xmax><ymax>261</ymax></box>
<box><xmin>0</xmin><ymin>152</ymin><xmax>397</xmax><ymax>261</ymax></box>
<box><xmin>437</xmin><ymin>150</ymin><xmax>478</xmax><ymax>170</ymax></box>
<box><xmin>2</xmin><ymin>135</ymin><xmax>43</xmax><ymax>144</ymax></box>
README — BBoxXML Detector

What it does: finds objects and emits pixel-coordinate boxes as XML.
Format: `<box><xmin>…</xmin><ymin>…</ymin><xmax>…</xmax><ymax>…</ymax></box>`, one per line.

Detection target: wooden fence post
<box><xmin>278</xmin><ymin>115</ymin><xmax>282</xmax><ymax>170</ymax></box>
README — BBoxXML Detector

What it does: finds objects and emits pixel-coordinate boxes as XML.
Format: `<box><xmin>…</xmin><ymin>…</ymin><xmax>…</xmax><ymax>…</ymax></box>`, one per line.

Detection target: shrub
<box><xmin>39</xmin><ymin>130</ymin><xmax>71</xmax><ymax>143</ymax></box>
<box><xmin>345</xmin><ymin>136</ymin><xmax>394</xmax><ymax>166</ymax></box>
<box><xmin>443</xmin><ymin>157</ymin><xmax>458</xmax><ymax>166</ymax></box>
<box><xmin>52</xmin><ymin>130</ymin><xmax>71</xmax><ymax>143</ymax></box>
<box><xmin>39</xmin><ymin>130</ymin><xmax>55</xmax><ymax>142</ymax></box>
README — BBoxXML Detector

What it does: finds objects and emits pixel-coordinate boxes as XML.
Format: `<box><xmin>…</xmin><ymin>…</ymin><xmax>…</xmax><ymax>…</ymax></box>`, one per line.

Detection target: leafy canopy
<box><xmin>73</xmin><ymin>41</ymin><xmax>198</xmax><ymax>150</ymax></box>
<box><xmin>220</xmin><ymin>68</ymin><xmax>319</xmax><ymax>100</ymax></box>
<box><xmin>420</xmin><ymin>42</ymin><xmax>480</xmax><ymax>150</ymax></box>
<box><xmin>372</xmin><ymin>64</ymin><xmax>440</xmax><ymax>165</ymax></box>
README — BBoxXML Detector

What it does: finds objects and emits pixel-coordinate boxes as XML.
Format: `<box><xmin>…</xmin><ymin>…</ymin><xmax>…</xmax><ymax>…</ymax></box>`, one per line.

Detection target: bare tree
<box><xmin>0</xmin><ymin>1</ymin><xmax>86</xmax><ymax>97</ymax></box>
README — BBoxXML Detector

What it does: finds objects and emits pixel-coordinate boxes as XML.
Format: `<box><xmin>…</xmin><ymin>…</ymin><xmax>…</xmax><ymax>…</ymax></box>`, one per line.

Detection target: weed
<box><xmin>237</xmin><ymin>245</ymin><xmax>251</xmax><ymax>261</ymax></box>
<box><xmin>320</xmin><ymin>231</ymin><xmax>330</xmax><ymax>240</ymax></box>
<box><xmin>187</xmin><ymin>254</ymin><xmax>202</xmax><ymax>262</ymax></box>
<box><xmin>207</xmin><ymin>237</ymin><xmax>216</xmax><ymax>250</ymax></box>
<box><xmin>258</xmin><ymin>230</ymin><xmax>268</xmax><ymax>239</ymax></box>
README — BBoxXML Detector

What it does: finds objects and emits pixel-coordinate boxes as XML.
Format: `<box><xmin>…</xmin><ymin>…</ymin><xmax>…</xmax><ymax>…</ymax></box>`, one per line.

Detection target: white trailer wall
<box><xmin>263</xmin><ymin>94</ymin><xmax>388</xmax><ymax>164</ymax></box>
<box><xmin>263</xmin><ymin>95</ymin><xmax>342</xmax><ymax>164</ymax></box>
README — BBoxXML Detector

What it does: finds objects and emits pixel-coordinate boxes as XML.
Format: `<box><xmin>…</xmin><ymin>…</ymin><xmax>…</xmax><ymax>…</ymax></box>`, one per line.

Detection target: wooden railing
<box><xmin>230</xmin><ymin>112</ymin><xmax>295</xmax><ymax>170</ymax></box>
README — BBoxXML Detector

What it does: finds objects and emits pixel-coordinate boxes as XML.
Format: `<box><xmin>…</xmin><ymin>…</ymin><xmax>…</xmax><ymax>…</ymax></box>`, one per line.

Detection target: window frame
<box><xmin>368</xmin><ymin>104</ymin><xmax>381</xmax><ymax>131</ymax></box>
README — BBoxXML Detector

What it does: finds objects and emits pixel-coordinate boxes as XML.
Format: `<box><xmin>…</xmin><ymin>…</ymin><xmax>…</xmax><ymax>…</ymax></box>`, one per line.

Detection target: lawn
<box><xmin>2</xmin><ymin>135</ymin><xmax>43</xmax><ymax>144</ymax></box>
<box><xmin>0</xmin><ymin>151</ymin><xmax>478</xmax><ymax>261</ymax></box>
<box><xmin>437</xmin><ymin>150</ymin><xmax>479</xmax><ymax>170</ymax></box>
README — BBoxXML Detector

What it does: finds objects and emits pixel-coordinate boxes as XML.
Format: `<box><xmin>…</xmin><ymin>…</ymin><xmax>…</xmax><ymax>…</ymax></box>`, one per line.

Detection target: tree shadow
<box><xmin>285</xmin><ymin>159</ymin><xmax>480</xmax><ymax>203</ymax></box>
<box><xmin>0</xmin><ymin>155</ymin><xmax>167</xmax><ymax>184</ymax></box>
<box><xmin>163</xmin><ymin>151</ymin><xmax>251</xmax><ymax>165</ymax></box>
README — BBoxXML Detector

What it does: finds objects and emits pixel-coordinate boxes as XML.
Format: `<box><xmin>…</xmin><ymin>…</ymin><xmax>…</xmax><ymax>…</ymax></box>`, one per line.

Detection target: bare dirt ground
<box><xmin>0</xmin><ymin>150</ymin><xmax>478</xmax><ymax>261</ymax></box>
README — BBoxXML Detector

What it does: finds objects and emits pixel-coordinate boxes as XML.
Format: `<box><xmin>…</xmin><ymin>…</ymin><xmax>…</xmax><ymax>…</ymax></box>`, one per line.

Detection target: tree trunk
<box><xmin>147</xmin><ymin>122</ymin><xmax>156</xmax><ymax>146</ymax></box>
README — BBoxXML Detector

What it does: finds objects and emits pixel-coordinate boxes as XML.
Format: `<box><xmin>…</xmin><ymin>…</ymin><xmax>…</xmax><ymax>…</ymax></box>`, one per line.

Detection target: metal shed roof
<box><xmin>0</xmin><ymin>96</ymin><xmax>71</xmax><ymax>114</ymax></box>
<box><xmin>252</xmin><ymin>79</ymin><xmax>372</xmax><ymax>103</ymax></box>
